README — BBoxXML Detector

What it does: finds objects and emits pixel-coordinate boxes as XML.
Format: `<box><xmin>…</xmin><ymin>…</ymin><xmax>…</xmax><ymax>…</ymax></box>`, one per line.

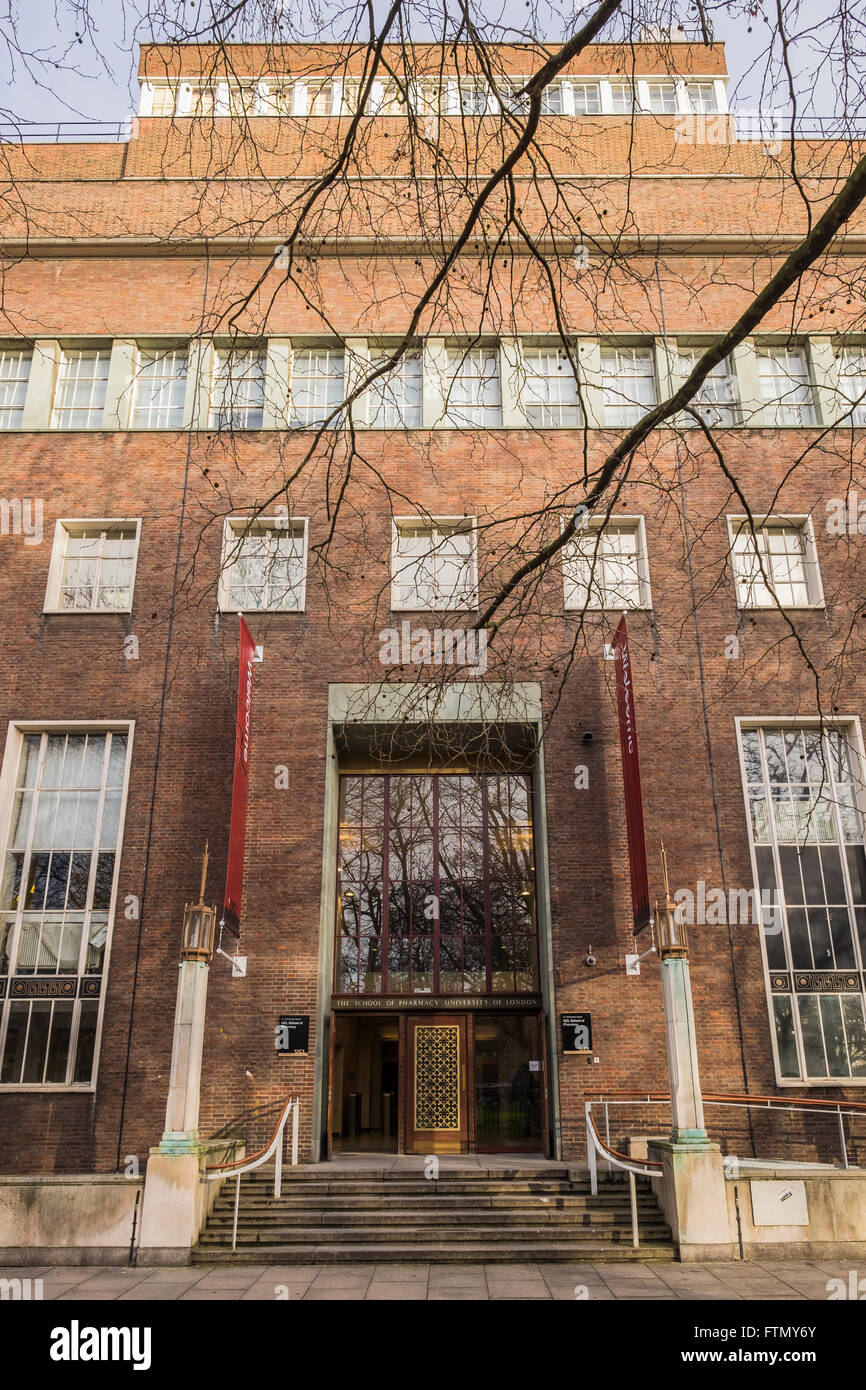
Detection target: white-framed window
<box><xmin>187</xmin><ymin>81</ymin><xmax>216</xmax><ymax>116</ymax></box>
<box><xmin>149</xmin><ymin>85</ymin><xmax>176</xmax><ymax>116</ymax></box>
<box><xmin>521</xmin><ymin>347</ymin><xmax>583</xmax><ymax>426</ymax></box>
<box><xmin>457</xmin><ymin>79</ymin><xmax>490</xmax><ymax>115</ymax></box>
<box><xmin>608</xmin><ymin>82</ymin><xmax>635</xmax><ymax>113</ymax></box>
<box><xmin>835</xmin><ymin>345</ymin><xmax>866</xmax><ymax>426</ymax></box>
<box><xmin>757</xmin><ymin>345</ymin><xmax>816</xmax><ymax>426</ymax></box>
<box><xmin>44</xmin><ymin>520</ymin><xmax>140</xmax><ymax>614</ymax></box>
<box><xmin>307</xmin><ymin>81</ymin><xmax>334</xmax><ymax>115</ymax></box>
<box><xmin>132</xmin><ymin>345</ymin><xmax>188</xmax><ymax>429</ymax></box>
<box><xmin>259</xmin><ymin>81</ymin><xmax>294</xmax><ymax>115</ymax></box>
<box><xmin>367</xmin><ymin>349</ymin><xmax>422</xmax><ymax>428</ymax></box>
<box><xmin>495</xmin><ymin>81</ymin><xmax>529</xmax><ymax>114</ymax></box>
<box><xmin>728</xmin><ymin>516</ymin><xmax>822</xmax><ymax>610</ymax></box>
<box><xmin>601</xmin><ymin>346</ymin><xmax>657</xmax><ymax>426</ymax></box>
<box><xmin>444</xmin><ymin>347</ymin><xmax>501</xmax><ymax>427</ymax></box>
<box><xmin>737</xmin><ymin>720</ymin><xmax>866</xmax><ymax>1083</ymax></box>
<box><xmin>0</xmin><ymin>347</ymin><xmax>31</xmax><ymax>428</ymax></box>
<box><xmin>571</xmin><ymin>82</ymin><xmax>601</xmax><ymax>114</ymax></box>
<box><xmin>391</xmin><ymin>518</ymin><xmax>477</xmax><ymax>611</ymax></box>
<box><xmin>562</xmin><ymin>516</ymin><xmax>651</xmax><ymax>610</ymax></box>
<box><xmin>218</xmin><ymin>517</ymin><xmax>308</xmax><ymax>612</ymax></box>
<box><xmin>51</xmin><ymin>349</ymin><xmax>110</xmax><ymax>429</ymax></box>
<box><xmin>642</xmin><ymin>81</ymin><xmax>677</xmax><ymax>113</ymax></box>
<box><xmin>677</xmin><ymin>348</ymin><xmax>740</xmax><ymax>426</ymax></box>
<box><xmin>289</xmin><ymin>347</ymin><xmax>344</xmax><ymax>427</ymax></box>
<box><xmin>686</xmin><ymin>81</ymin><xmax>718</xmax><ymax>113</ymax></box>
<box><xmin>540</xmin><ymin>82</ymin><xmax>564</xmax><ymax>114</ymax></box>
<box><xmin>0</xmin><ymin>723</ymin><xmax>132</xmax><ymax>1088</ymax></box>
<box><xmin>210</xmin><ymin>347</ymin><xmax>266</xmax><ymax>429</ymax></box>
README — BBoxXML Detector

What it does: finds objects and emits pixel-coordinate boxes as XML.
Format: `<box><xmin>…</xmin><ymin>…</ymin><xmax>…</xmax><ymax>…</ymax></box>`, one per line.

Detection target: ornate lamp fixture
<box><xmin>655</xmin><ymin>841</ymin><xmax>688</xmax><ymax>958</ymax></box>
<box><xmin>181</xmin><ymin>842</ymin><xmax>217</xmax><ymax>962</ymax></box>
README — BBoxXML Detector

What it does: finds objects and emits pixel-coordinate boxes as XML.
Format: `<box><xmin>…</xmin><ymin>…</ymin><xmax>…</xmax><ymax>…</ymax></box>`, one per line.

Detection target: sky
<box><xmin>0</xmin><ymin>0</ymin><xmax>850</xmax><ymax>125</ymax></box>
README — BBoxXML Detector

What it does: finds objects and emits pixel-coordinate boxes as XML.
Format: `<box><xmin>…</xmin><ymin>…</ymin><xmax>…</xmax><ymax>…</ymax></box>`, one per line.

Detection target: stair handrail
<box><xmin>585</xmin><ymin>1103</ymin><xmax>663</xmax><ymax>1251</ymax></box>
<box><xmin>203</xmin><ymin>1095</ymin><xmax>300</xmax><ymax>1253</ymax></box>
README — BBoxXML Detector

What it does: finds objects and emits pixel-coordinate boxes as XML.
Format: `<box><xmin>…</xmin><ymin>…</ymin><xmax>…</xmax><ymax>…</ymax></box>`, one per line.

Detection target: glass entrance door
<box><xmin>473</xmin><ymin>1014</ymin><xmax>544</xmax><ymax>1151</ymax></box>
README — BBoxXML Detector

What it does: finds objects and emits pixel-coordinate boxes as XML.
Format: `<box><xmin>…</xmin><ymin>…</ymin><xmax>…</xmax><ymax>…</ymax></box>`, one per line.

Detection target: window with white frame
<box><xmin>601</xmin><ymin>346</ymin><xmax>657</xmax><ymax>425</ymax></box>
<box><xmin>608</xmin><ymin>82</ymin><xmax>635</xmax><ymax>113</ymax></box>
<box><xmin>642</xmin><ymin>81</ymin><xmax>677</xmax><ymax>113</ymax></box>
<box><xmin>571</xmin><ymin>82</ymin><xmax>601</xmax><ymax>114</ymax></box>
<box><xmin>444</xmin><ymin>347</ymin><xmax>501</xmax><ymax>426</ymax></box>
<box><xmin>521</xmin><ymin>347</ymin><xmax>583</xmax><ymax>426</ymax></box>
<box><xmin>367</xmin><ymin>349</ymin><xmax>422</xmax><ymax>428</ymax></box>
<box><xmin>495</xmin><ymin>81</ymin><xmax>529</xmax><ymax>114</ymax></box>
<box><xmin>51</xmin><ymin>349</ymin><xmax>110</xmax><ymax>429</ymax></box>
<box><xmin>185</xmin><ymin>81</ymin><xmax>216</xmax><ymax>116</ymax></box>
<box><xmin>132</xmin><ymin>345</ymin><xmax>188</xmax><ymax>428</ymax></box>
<box><xmin>307</xmin><ymin>81</ymin><xmax>334</xmax><ymax>115</ymax></box>
<box><xmin>540</xmin><ymin>82</ymin><xmax>564</xmax><ymax>114</ymax></box>
<box><xmin>210</xmin><ymin>347</ymin><xmax>266</xmax><ymax>429</ymax></box>
<box><xmin>729</xmin><ymin>517</ymin><xmax>821</xmax><ymax>609</ymax></box>
<box><xmin>738</xmin><ymin>723</ymin><xmax>866</xmax><ymax>1081</ymax></box>
<box><xmin>835</xmin><ymin>345</ymin><xmax>866</xmax><ymax>425</ymax></box>
<box><xmin>687</xmin><ymin>81</ymin><xmax>718</xmax><ymax>112</ymax></box>
<box><xmin>0</xmin><ymin>347</ymin><xmax>31</xmax><ymax>428</ymax></box>
<box><xmin>289</xmin><ymin>347</ymin><xmax>344</xmax><ymax>427</ymax></box>
<box><xmin>259</xmin><ymin>81</ymin><xmax>294</xmax><ymax>115</ymax></box>
<box><xmin>562</xmin><ymin>517</ymin><xmax>651</xmax><ymax>610</ymax></box>
<box><xmin>0</xmin><ymin>726</ymin><xmax>130</xmax><ymax>1087</ymax></box>
<box><xmin>149</xmin><ymin>85</ymin><xmax>176</xmax><ymax>116</ymax></box>
<box><xmin>219</xmin><ymin>517</ymin><xmax>307</xmax><ymax>612</ymax></box>
<box><xmin>45</xmin><ymin>521</ymin><xmax>140</xmax><ymax>613</ymax></box>
<box><xmin>677</xmin><ymin>348</ymin><xmax>740</xmax><ymax>426</ymax></box>
<box><xmin>458</xmin><ymin>79</ymin><xmax>490</xmax><ymax>114</ymax></box>
<box><xmin>757</xmin><ymin>345</ymin><xmax>816</xmax><ymax>426</ymax></box>
<box><xmin>392</xmin><ymin>519</ymin><xmax>477</xmax><ymax>610</ymax></box>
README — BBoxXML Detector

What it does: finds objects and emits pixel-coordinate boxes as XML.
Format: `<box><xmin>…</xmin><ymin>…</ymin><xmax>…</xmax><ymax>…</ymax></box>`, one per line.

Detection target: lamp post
<box><xmin>656</xmin><ymin>842</ymin><xmax>709</xmax><ymax>1147</ymax></box>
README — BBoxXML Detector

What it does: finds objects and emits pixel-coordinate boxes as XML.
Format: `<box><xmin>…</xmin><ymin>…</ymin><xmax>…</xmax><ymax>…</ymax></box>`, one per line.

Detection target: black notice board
<box><xmin>278</xmin><ymin>1015</ymin><xmax>310</xmax><ymax>1055</ymax></box>
<box><xmin>561</xmin><ymin>1012</ymin><xmax>593</xmax><ymax>1053</ymax></box>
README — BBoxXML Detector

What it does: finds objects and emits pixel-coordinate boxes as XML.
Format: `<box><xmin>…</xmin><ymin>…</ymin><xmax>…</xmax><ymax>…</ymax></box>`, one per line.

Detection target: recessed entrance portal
<box><xmin>331</xmin><ymin>1015</ymin><xmax>399</xmax><ymax>1154</ymax></box>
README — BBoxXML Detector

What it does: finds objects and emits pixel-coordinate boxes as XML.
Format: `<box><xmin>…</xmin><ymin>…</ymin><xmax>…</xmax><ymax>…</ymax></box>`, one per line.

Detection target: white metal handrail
<box><xmin>204</xmin><ymin>1095</ymin><xmax>300</xmax><ymax>1252</ymax></box>
<box><xmin>585</xmin><ymin>1104</ymin><xmax>663</xmax><ymax>1250</ymax></box>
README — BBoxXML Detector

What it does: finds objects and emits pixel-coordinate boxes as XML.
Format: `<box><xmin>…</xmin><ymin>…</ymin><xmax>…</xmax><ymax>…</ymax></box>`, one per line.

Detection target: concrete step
<box><xmin>192</xmin><ymin>1240</ymin><xmax>676</xmax><ymax>1264</ymax></box>
<box><xmin>197</xmin><ymin>1222</ymin><xmax>673</xmax><ymax>1245</ymax></box>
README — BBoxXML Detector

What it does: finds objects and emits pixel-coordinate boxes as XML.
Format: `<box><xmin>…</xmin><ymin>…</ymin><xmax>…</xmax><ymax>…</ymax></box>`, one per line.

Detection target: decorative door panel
<box><xmin>406</xmin><ymin>1014</ymin><xmax>468</xmax><ymax>1153</ymax></box>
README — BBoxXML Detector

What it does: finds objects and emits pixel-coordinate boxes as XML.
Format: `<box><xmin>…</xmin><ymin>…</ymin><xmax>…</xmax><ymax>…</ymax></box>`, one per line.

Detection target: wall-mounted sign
<box><xmin>562</xmin><ymin>1012</ymin><xmax>593</xmax><ymax>1053</ymax></box>
<box><xmin>277</xmin><ymin>1015</ymin><xmax>310</xmax><ymax>1055</ymax></box>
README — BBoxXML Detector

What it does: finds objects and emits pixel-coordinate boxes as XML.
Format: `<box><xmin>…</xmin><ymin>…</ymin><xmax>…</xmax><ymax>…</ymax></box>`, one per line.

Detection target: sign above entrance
<box><xmin>562</xmin><ymin>1012</ymin><xmax>593</xmax><ymax>1053</ymax></box>
<box><xmin>331</xmin><ymin>994</ymin><xmax>542</xmax><ymax>1012</ymax></box>
<box><xmin>612</xmin><ymin>615</ymin><xmax>653</xmax><ymax>935</ymax></box>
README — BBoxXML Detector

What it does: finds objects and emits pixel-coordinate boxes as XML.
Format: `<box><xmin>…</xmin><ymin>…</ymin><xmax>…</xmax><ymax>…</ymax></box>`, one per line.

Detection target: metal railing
<box><xmin>204</xmin><ymin>1094</ymin><xmax>299</xmax><ymax>1253</ymax></box>
<box><xmin>585</xmin><ymin>1104</ymin><xmax>662</xmax><ymax>1250</ymax></box>
<box><xmin>0</xmin><ymin>120</ymin><xmax>135</xmax><ymax>144</ymax></box>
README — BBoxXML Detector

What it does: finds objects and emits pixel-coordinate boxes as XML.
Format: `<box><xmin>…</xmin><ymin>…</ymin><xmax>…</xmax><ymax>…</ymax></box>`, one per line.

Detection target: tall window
<box><xmin>836</xmin><ymin>345</ymin><xmax>866</xmax><ymax>425</ymax></box>
<box><xmin>289</xmin><ymin>348</ymin><xmax>344</xmax><ymax>427</ymax></box>
<box><xmin>45</xmin><ymin>521</ymin><xmax>140</xmax><ymax>613</ymax></box>
<box><xmin>757</xmin><ymin>346</ymin><xmax>816</xmax><ymax>425</ymax></box>
<box><xmin>210</xmin><ymin>348</ymin><xmax>265</xmax><ymax>428</ymax></box>
<box><xmin>0</xmin><ymin>347</ymin><xmax>31</xmax><ymax>428</ymax></box>
<box><xmin>608</xmin><ymin>82</ymin><xmax>634</xmax><ymax>113</ymax></box>
<box><xmin>336</xmin><ymin>773</ymin><xmax>537</xmax><ymax>997</ymax></box>
<box><xmin>219</xmin><ymin>517</ymin><xmax>307</xmax><ymax>612</ymax></box>
<box><xmin>444</xmin><ymin>347</ymin><xmax>501</xmax><ymax>426</ymax></box>
<box><xmin>132</xmin><ymin>346</ymin><xmax>188</xmax><ymax>428</ymax></box>
<box><xmin>367</xmin><ymin>349</ymin><xmax>422</xmax><ymax>428</ymax></box>
<box><xmin>563</xmin><ymin>518</ymin><xmax>651</xmax><ymax>610</ymax></box>
<box><xmin>739</xmin><ymin>724</ymin><xmax>866</xmax><ymax>1081</ymax></box>
<box><xmin>643</xmin><ymin>81</ymin><xmax>677</xmax><ymax>113</ymax></box>
<box><xmin>571</xmin><ymin>82</ymin><xmax>601</xmax><ymax>114</ymax></box>
<box><xmin>677</xmin><ymin>348</ymin><xmax>740</xmax><ymax>426</ymax></box>
<box><xmin>0</xmin><ymin>728</ymin><xmax>130</xmax><ymax>1086</ymax></box>
<box><xmin>601</xmin><ymin>346</ymin><xmax>657</xmax><ymax>425</ymax></box>
<box><xmin>51</xmin><ymin>349</ymin><xmax>110</xmax><ymax>429</ymax></box>
<box><xmin>392</xmin><ymin>519</ymin><xmax>476</xmax><ymax>610</ymax></box>
<box><xmin>729</xmin><ymin>517</ymin><xmax>821</xmax><ymax>609</ymax></box>
<box><xmin>521</xmin><ymin>348</ymin><xmax>583</xmax><ymax>426</ymax></box>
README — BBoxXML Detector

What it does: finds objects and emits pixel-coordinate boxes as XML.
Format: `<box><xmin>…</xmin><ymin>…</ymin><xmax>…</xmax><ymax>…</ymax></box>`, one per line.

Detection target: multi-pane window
<box><xmin>0</xmin><ymin>728</ymin><xmax>129</xmax><ymax>1086</ymax></box>
<box><xmin>392</xmin><ymin>519</ymin><xmax>476</xmax><ymax>610</ymax></box>
<box><xmin>521</xmin><ymin>348</ymin><xmax>583</xmax><ymax>426</ymax></box>
<box><xmin>210</xmin><ymin>348</ymin><xmax>266</xmax><ymax>428</ymax></box>
<box><xmin>458</xmin><ymin>79</ymin><xmax>489</xmax><ymax>114</ymax></box>
<box><xmin>757</xmin><ymin>346</ymin><xmax>816</xmax><ymax>425</ymax></box>
<box><xmin>0</xmin><ymin>347</ymin><xmax>31</xmax><ymax>428</ymax></box>
<box><xmin>51</xmin><ymin>349</ymin><xmax>110</xmax><ymax>429</ymax></box>
<box><xmin>219</xmin><ymin>517</ymin><xmax>307</xmax><ymax>612</ymax></box>
<box><xmin>149</xmin><ymin>85</ymin><xmax>176</xmax><ymax>116</ymax></box>
<box><xmin>307</xmin><ymin>81</ymin><xmax>334</xmax><ymax>115</ymax></box>
<box><xmin>495</xmin><ymin>81</ymin><xmax>529</xmax><ymax>114</ymax></box>
<box><xmin>739</xmin><ymin>724</ymin><xmax>866</xmax><ymax>1081</ymax></box>
<box><xmin>571</xmin><ymin>82</ymin><xmax>601</xmax><ymax>114</ymax></box>
<box><xmin>336</xmin><ymin>773</ymin><xmax>537</xmax><ymax>997</ymax></box>
<box><xmin>289</xmin><ymin>347</ymin><xmax>344</xmax><ymax>427</ymax></box>
<box><xmin>444</xmin><ymin>347</ymin><xmax>501</xmax><ymax>426</ymax></box>
<box><xmin>132</xmin><ymin>346</ymin><xmax>188</xmax><ymax>428</ymax></box>
<box><xmin>643</xmin><ymin>81</ymin><xmax>677</xmax><ymax>113</ymax></box>
<box><xmin>836</xmin><ymin>345</ymin><xmax>866</xmax><ymax>425</ymax></box>
<box><xmin>563</xmin><ymin>518</ymin><xmax>651</xmax><ymax>610</ymax></box>
<box><xmin>729</xmin><ymin>517</ymin><xmax>820</xmax><ymax>609</ymax></box>
<box><xmin>608</xmin><ymin>82</ymin><xmax>635</xmax><ymax>113</ymax></box>
<box><xmin>45</xmin><ymin>521</ymin><xmax>139</xmax><ymax>613</ymax></box>
<box><xmin>677</xmin><ymin>348</ymin><xmax>740</xmax><ymax>426</ymax></box>
<box><xmin>367</xmin><ymin>349</ymin><xmax>422</xmax><ymax>428</ymax></box>
<box><xmin>687</xmin><ymin>81</ymin><xmax>718</xmax><ymax>112</ymax></box>
<box><xmin>601</xmin><ymin>346</ymin><xmax>657</xmax><ymax>425</ymax></box>
<box><xmin>540</xmin><ymin>83</ymin><xmax>564</xmax><ymax>114</ymax></box>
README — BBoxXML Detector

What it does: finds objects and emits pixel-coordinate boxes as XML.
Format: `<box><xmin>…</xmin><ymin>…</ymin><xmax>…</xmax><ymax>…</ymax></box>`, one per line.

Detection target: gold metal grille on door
<box><xmin>414</xmin><ymin>1025</ymin><xmax>461</xmax><ymax>1130</ymax></box>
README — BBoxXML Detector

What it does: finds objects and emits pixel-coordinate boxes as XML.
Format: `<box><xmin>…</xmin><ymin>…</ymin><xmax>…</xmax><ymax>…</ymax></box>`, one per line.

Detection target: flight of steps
<box><xmin>193</xmin><ymin>1166</ymin><xmax>676</xmax><ymax>1264</ymax></box>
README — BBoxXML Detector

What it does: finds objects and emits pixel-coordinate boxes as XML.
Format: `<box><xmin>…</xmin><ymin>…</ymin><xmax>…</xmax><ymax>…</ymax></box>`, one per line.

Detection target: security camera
<box><xmin>582</xmin><ymin>731</ymin><xmax>594</xmax><ymax>743</ymax></box>
<box><xmin>584</xmin><ymin>948</ymin><xmax>597</xmax><ymax>967</ymax></box>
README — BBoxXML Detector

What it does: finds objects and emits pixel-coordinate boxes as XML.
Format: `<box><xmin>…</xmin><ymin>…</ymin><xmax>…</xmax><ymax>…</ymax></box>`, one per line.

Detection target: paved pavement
<box><xmin>3</xmin><ymin>1260</ymin><xmax>857</xmax><ymax>1300</ymax></box>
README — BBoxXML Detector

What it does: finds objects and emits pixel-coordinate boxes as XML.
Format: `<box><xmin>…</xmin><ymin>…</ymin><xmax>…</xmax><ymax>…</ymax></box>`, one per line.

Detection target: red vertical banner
<box><xmin>612</xmin><ymin>615</ymin><xmax>652</xmax><ymax>933</ymax></box>
<box><xmin>223</xmin><ymin>616</ymin><xmax>256</xmax><ymax>934</ymax></box>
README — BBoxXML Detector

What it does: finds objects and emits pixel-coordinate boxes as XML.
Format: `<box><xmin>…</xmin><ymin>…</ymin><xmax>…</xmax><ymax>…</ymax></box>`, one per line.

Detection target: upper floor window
<box><xmin>495</xmin><ymin>81</ymin><xmax>529</xmax><ymax>114</ymax></box>
<box><xmin>132</xmin><ymin>345</ymin><xmax>188</xmax><ymax>429</ymax></box>
<box><xmin>571</xmin><ymin>82</ymin><xmax>601</xmax><ymax>114</ymax></box>
<box><xmin>367</xmin><ymin>349</ymin><xmax>422</xmax><ymax>429</ymax></box>
<box><xmin>836</xmin><ymin>345</ymin><xmax>866</xmax><ymax>426</ymax></box>
<box><xmin>609</xmin><ymin>82</ymin><xmax>635</xmax><ymax>113</ymax></box>
<box><xmin>259</xmin><ymin>81</ymin><xmax>294</xmax><ymax>115</ymax></box>
<box><xmin>757</xmin><ymin>346</ymin><xmax>816</xmax><ymax>426</ymax></box>
<box><xmin>686</xmin><ymin>81</ymin><xmax>718</xmax><ymax>113</ymax></box>
<box><xmin>601</xmin><ymin>346</ymin><xmax>657</xmax><ymax>426</ymax></box>
<box><xmin>677</xmin><ymin>348</ymin><xmax>740</xmax><ymax>426</ymax></box>
<box><xmin>219</xmin><ymin>517</ymin><xmax>308</xmax><ymax>612</ymax></box>
<box><xmin>307</xmin><ymin>81</ymin><xmax>334</xmax><ymax>116</ymax></box>
<box><xmin>563</xmin><ymin>517</ymin><xmax>651</xmax><ymax>610</ymax></box>
<box><xmin>51</xmin><ymin>349</ymin><xmax>110</xmax><ymax>429</ymax></box>
<box><xmin>45</xmin><ymin>520</ymin><xmax>140</xmax><ymax>614</ymax></box>
<box><xmin>0</xmin><ymin>347</ymin><xmax>31</xmax><ymax>428</ymax></box>
<box><xmin>457</xmin><ymin>79</ymin><xmax>489</xmax><ymax>115</ymax></box>
<box><xmin>149</xmin><ymin>84</ymin><xmax>176</xmax><ymax>116</ymax></box>
<box><xmin>643</xmin><ymin>81</ymin><xmax>677</xmax><ymax>113</ymax></box>
<box><xmin>540</xmin><ymin>82</ymin><xmax>564</xmax><ymax>114</ymax></box>
<box><xmin>522</xmin><ymin>347</ymin><xmax>583</xmax><ymax>427</ymax></box>
<box><xmin>210</xmin><ymin>348</ymin><xmax>266</xmax><ymax>429</ymax></box>
<box><xmin>728</xmin><ymin>516</ymin><xmax>822</xmax><ymax>610</ymax></box>
<box><xmin>392</xmin><ymin>518</ymin><xmax>477</xmax><ymax>611</ymax></box>
<box><xmin>444</xmin><ymin>347</ymin><xmax>501</xmax><ymax>427</ymax></box>
<box><xmin>289</xmin><ymin>347</ymin><xmax>344</xmax><ymax>427</ymax></box>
